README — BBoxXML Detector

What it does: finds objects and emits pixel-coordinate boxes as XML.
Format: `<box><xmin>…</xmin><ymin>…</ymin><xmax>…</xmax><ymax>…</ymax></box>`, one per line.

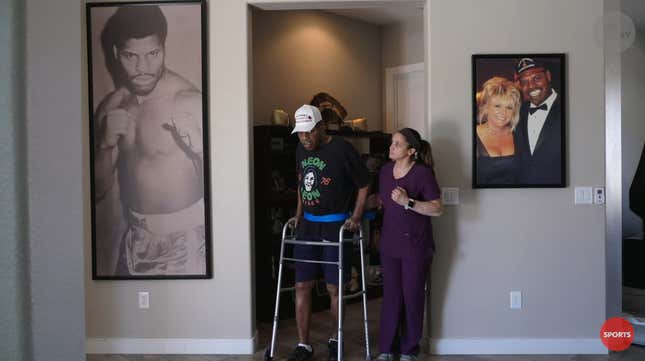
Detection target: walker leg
<box><xmin>337</xmin><ymin>233</ymin><xmax>344</xmax><ymax>361</ymax></box>
<box><xmin>267</xmin><ymin>222</ymin><xmax>291</xmax><ymax>360</ymax></box>
<box><xmin>263</xmin><ymin>347</ymin><xmax>273</xmax><ymax>361</ymax></box>
<box><xmin>358</xmin><ymin>228</ymin><xmax>371</xmax><ymax>361</ymax></box>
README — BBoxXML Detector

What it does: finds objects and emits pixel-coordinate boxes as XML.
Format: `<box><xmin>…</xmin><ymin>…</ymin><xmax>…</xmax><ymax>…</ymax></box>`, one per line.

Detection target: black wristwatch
<box><xmin>404</xmin><ymin>198</ymin><xmax>415</xmax><ymax>210</ymax></box>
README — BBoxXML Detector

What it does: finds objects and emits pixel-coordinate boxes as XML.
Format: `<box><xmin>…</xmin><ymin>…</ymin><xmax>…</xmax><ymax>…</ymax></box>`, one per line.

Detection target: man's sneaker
<box><xmin>400</xmin><ymin>354</ymin><xmax>419</xmax><ymax>361</ymax></box>
<box><xmin>327</xmin><ymin>339</ymin><xmax>340</xmax><ymax>361</ymax></box>
<box><xmin>286</xmin><ymin>345</ymin><xmax>314</xmax><ymax>361</ymax></box>
<box><xmin>375</xmin><ymin>353</ymin><xmax>396</xmax><ymax>361</ymax></box>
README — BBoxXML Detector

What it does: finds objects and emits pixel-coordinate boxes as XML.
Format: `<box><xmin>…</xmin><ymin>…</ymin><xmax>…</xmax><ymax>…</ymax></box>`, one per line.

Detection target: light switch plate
<box><xmin>441</xmin><ymin>187</ymin><xmax>459</xmax><ymax>205</ymax></box>
<box><xmin>574</xmin><ymin>187</ymin><xmax>593</xmax><ymax>204</ymax></box>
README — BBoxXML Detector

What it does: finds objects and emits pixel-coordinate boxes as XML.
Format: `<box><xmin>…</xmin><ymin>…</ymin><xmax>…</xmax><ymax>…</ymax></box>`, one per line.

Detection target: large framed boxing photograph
<box><xmin>86</xmin><ymin>0</ymin><xmax>212</xmax><ymax>279</ymax></box>
<box><xmin>472</xmin><ymin>53</ymin><xmax>566</xmax><ymax>188</ymax></box>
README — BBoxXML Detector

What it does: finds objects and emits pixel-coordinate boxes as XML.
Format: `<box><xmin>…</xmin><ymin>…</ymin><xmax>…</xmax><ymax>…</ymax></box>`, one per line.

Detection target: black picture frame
<box><xmin>87</xmin><ymin>0</ymin><xmax>212</xmax><ymax>279</ymax></box>
<box><xmin>472</xmin><ymin>53</ymin><xmax>566</xmax><ymax>188</ymax></box>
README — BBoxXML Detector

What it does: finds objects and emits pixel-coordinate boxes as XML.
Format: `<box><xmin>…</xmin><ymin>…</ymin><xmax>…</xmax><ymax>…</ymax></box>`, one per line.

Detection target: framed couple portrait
<box><xmin>86</xmin><ymin>0</ymin><xmax>212</xmax><ymax>279</ymax></box>
<box><xmin>472</xmin><ymin>53</ymin><xmax>566</xmax><ymax>189</ymax></box>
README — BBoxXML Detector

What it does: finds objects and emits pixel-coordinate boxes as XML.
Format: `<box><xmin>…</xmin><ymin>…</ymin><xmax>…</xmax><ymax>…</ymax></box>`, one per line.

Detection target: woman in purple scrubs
<box><xmin>376</xmin><ymin>128</ymin><xmax>443</xmax><ymax>361</ymax></box>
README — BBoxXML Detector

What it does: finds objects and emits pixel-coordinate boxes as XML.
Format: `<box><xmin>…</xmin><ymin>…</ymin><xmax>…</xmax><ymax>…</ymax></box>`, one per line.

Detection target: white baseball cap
<box><xmin>291</xmin><ymin>104</ymin><xmax>322</xmax><ymax>134</ymax></box>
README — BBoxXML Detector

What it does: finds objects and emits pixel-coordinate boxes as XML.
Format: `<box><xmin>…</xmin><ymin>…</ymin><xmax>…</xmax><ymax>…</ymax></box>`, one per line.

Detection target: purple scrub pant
<box><xmin>378</xmin><ymin>254</ymin><xmax>432</xmax><ymax>356</ymax></box>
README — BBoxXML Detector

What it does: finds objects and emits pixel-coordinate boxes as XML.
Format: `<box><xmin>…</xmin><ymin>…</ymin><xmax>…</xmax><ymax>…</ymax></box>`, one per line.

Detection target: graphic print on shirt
<box><xmin>304</xmin><ymin>170</ymin><xmax>316</xmax><ymax>192</ymax></box>
<box><xmin>300</xmin><ymin>156</ymin><xmax>327</xmax><ymax>207</ymax></box>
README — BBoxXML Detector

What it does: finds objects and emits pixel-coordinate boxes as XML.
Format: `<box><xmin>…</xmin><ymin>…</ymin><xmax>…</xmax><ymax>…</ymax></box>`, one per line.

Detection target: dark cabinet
<box><xmin>254</xmin><ymin>125</ymin><xmax>299</xmax><ymax>322</ymax></box>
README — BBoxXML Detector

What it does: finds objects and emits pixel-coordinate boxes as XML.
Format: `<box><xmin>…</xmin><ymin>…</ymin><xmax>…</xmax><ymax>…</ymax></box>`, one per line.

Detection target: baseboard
<box><xmin>86</xmin><ymin>336</ymin><xmax>607</xmax><ymax>355</ymax></box>
<box><xmin>86</xmin><ymin>336</ymin><xmax>255</xmax><ymax>354</ymax></box>
<box><xmin>429</xmin><ymin>338</ymin><xmax>608</xmax><ymax>355</ymax></box>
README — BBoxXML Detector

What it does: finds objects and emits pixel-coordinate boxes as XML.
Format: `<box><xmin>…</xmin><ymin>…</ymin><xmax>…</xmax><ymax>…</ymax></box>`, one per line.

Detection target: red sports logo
<box><xmin>600</xmin><ymin>317</ymin><xmax>634</xmax><ymax>351</ymax></box>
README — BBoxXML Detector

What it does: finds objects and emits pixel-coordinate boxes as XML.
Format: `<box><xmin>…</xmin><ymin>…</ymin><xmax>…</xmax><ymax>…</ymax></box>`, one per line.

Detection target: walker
<box><xmin>264</xmin><ymin>217</ymin><xmax>371</xmax><ymax>361</ymax></box>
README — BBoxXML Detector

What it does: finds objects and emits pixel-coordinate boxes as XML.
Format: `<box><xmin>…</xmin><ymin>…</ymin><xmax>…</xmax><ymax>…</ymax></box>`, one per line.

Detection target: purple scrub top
<box><xmin>378</xmin><ymin>161</ymin><xmax>441</xmax><ymax>259</ymax></box>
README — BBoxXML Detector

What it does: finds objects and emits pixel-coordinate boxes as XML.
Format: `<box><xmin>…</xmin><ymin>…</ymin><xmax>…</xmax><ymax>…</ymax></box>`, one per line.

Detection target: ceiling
<box><xmin>325</xmin><ymin>7</ymin><xmax>423</xmax><ymax>26</ymax></box>
<box><xmin>251</xmin><ymin>1</ymin><xmax>424</xmax><ymax>26</ymax></box>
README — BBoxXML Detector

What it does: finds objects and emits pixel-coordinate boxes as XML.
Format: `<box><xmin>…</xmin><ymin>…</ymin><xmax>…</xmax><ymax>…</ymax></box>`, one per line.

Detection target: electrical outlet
<box><xmin>510</xmin><ymin>291</ymin><xmax>522</xmax><ymax>310</ymax></box>
<box><xmin>593</xmin><ymin>187</ymin><xmax>605</xmax><ymax>204</ymax></box>
<box><xmin>138</xmin><ymin>292</ymin><xmax>149</xmax><ymax>309</ymax></box>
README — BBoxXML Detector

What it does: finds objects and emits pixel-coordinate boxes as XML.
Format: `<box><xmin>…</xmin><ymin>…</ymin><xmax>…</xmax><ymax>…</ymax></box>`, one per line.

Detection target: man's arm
<box><xmin>294</xmin><ymin>186</ymin><xmax>303</xmax><ymax>227</ymax></box>
<box><xmin>344</xmin><ymin>185</ymin><xmax>369</xmax><ymax>232</ymax></box>
<box><xmin>168</xmin><ymin>90</ymin><xmax>204</xmax><ymax>156</ymax></box>
<box><xmin>93</xmin><ymin>88</ymin><xmax>132</xmax><ymax>202</ymax></box>
<box><xmin>93</xmin><ymin>137</ymin><xmax>119</xmax><ymax>202</ymax></box>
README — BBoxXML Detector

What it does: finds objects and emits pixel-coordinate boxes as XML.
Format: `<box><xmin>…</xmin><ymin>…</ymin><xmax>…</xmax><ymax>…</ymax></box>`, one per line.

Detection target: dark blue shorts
<box><xmin>293</xmin><ymin>219</ymin><xmax>353</xmax><ymax>285</ymax></box>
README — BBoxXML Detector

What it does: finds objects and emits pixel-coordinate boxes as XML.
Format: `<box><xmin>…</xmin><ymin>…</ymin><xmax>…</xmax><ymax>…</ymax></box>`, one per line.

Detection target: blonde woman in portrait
<box><xmin>475</xmin><ymin>76</ymin><xmax>521</xmax><ymax>185</ymax></box>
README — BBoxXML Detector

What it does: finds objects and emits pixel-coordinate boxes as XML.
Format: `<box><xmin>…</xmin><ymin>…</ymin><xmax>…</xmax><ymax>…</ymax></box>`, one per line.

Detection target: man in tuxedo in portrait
<box><xmin>513</xmin><ymin>57</ymin><xmax>564</xmax><ymax>186</ymax></box>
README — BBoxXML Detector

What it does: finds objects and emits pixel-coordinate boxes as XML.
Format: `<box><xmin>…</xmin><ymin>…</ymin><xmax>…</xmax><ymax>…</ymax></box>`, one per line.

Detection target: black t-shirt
<box><xmin>296</xmin><ymin>136</ymin><xmax>370</xmax><ymax>215</ymax></box>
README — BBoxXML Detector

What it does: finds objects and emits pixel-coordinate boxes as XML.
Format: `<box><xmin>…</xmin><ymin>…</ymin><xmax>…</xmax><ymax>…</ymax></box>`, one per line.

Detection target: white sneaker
<box><xmin>400</xmin><ymin>355</ymin><xmax>419</xmax><ymax>361</ymax></box>
<box><xmin>375</xmin><ymin>353</ymin><xmax>395</xmax><ymax>361</ymax></box>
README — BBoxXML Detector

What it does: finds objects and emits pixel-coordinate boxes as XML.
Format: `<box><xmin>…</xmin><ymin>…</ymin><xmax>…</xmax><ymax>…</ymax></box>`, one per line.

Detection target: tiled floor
<box><xmin>87</xmin><ymin>298</ymin><xmax>645</xmax><ymax>361</ymax></box>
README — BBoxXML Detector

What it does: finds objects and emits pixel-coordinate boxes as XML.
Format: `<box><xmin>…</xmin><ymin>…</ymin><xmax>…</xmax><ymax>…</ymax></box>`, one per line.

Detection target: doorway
<box><xmin>248</xmin><ymin>0</ymin><xmax>430</xmax><ymax>353</ymax></box>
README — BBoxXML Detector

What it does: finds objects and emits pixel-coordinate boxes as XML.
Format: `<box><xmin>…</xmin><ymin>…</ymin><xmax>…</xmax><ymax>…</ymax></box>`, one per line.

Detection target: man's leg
<box><xmin>322</xmin><ymin>240</ymin><xmax>351</xmax><ymax>339</ymax></box>
<box><xmin>326</xmin><ymin>283</ymin><xmax>340</xmax><ymax>334</ymax></box>
<box><xmin>321</xmin><ymin>231</ymin><xmax>351</xmax><ymax>361</ymax></box>
<box><xmin>325</xmin><ymin>283</ymin><xmax>342</xmax><ymax>361</ymax></box>
<box><xmin>295</xmin><ymin>280</ymin><xmax>315</xmax><ymax>344</ymax></box>
<box><xmin>290</xmin><ymin>253</ymin><xmax>317</xmax><ymax>361</ymax></box>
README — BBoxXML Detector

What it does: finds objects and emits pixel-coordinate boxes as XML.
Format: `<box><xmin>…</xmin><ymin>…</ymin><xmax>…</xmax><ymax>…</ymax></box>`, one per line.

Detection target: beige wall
<box><xmin>26</xmin><ymin>0</ymin><xmax>87</xmax><ymax>359</ymax></box>
<box><xmin>428</xmin><ymin>0</ymin><xmax>606</xmax><ymax>343</ymax></box>
<box><xmin>381</xmin><ymin>14</ymin><xmax>424</xmax><ymax>69</ymax></box>
<box><xmin>252</xmin><ymin>9</ymin><xmax>382</xmax><ymax>130</ymax></box>
<box><xmin>380</xmin><ymin>14</ymin><xmax>424</xmax><ymax>134</ymax></box>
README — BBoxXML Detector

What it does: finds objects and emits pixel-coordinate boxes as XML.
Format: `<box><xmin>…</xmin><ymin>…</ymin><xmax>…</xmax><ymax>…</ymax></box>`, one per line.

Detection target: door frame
<box><xmin>604</xmin><ymin>0</ymin><xmax>622</xmax><ymax>319</ymax></box>
<box><xmin>247</xmin><ymin>0</ymin><xmax>430</xmax><ymax>349</ymax></box>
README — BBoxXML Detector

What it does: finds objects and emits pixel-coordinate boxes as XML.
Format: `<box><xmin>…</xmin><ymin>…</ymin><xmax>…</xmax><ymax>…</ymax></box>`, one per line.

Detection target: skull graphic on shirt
<box><xmin>304</xmin><ymin>170</ymin><xmax>316</xmax><ymax>192</ymax></box>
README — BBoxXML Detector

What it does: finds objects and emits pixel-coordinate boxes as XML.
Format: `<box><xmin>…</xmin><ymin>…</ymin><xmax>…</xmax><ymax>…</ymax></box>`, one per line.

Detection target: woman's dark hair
<box><xmin>398</xmin><ymin>128</ymin><xmax>434</xmax><ymax>169</ymax></box>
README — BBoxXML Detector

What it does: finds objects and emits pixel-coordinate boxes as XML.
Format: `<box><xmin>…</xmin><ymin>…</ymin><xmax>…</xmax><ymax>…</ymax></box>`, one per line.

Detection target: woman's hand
<box><xmin>391</xmin><ymin>186</ymin><xmax>409</xmax><ymax>207</ymax></box>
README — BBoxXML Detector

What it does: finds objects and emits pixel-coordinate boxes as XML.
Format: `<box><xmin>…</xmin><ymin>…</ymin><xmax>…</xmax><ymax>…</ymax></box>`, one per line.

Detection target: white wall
<box><xmin>84</xmin><ymin>0</ymin><xmax>255</xmax><ymax>354</ymax></box>
<box><xmin>253</xmin><ymin>9</ymin><xmax>382</xmax><ymax>130</ymax></box>
<box><xmin>428</xmin><ymin>0</ymin><xmax>606</xmax><ymax>352</ymax></box>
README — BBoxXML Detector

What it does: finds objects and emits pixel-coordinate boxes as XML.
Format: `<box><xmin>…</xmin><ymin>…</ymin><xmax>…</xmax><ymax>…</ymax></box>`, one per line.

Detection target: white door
<box><xmin>385</xmin><ymin>63</ymin><xmax>426</xmax><ymax>137</ymax></box>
